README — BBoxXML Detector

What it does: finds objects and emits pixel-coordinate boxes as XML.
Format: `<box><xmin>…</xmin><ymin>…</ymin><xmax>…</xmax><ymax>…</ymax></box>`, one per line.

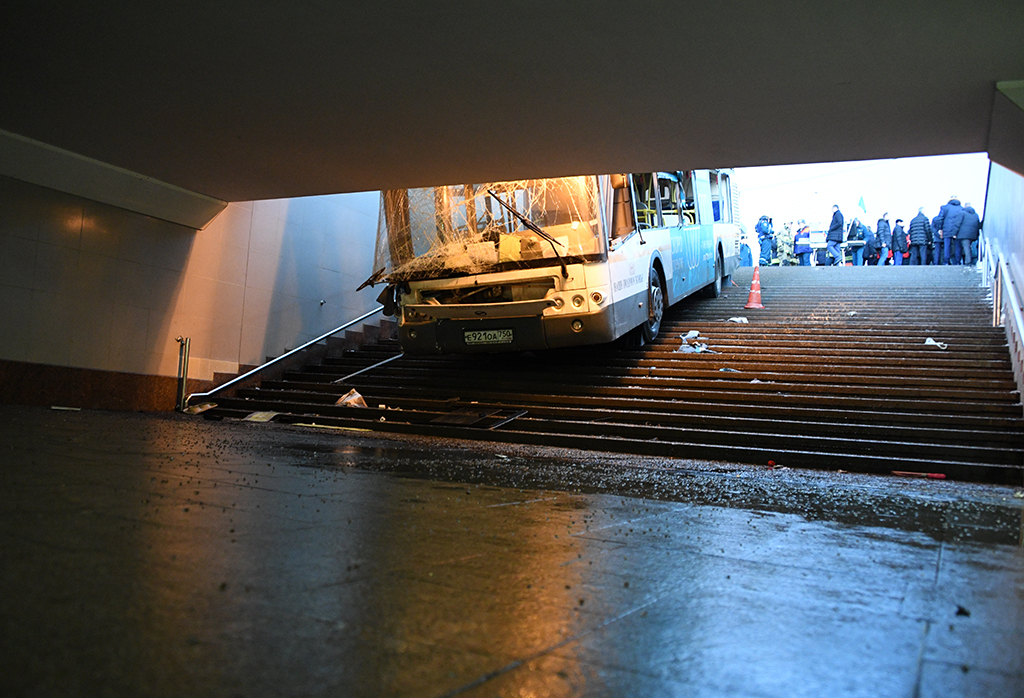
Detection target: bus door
<box><xmin>665</xmin><ymin>172</ymin><xmax>701</xmax><ymax>301</ymax></box>
<box><xmin>691</xmin><ymin>170</ymin><xmax>716</xmax><ymax>285</ymax></box>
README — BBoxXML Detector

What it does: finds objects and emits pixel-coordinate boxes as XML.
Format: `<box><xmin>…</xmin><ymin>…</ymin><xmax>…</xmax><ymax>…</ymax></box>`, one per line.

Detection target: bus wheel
<box><xmin>642</xmin><ymin>268</ymin><xmax>665</xmax><ymax>343</ymax></box>
<box><xmin>703</xmin><ymin>252</ymin><xmax>723</xmax><ymax>298</ymax></box>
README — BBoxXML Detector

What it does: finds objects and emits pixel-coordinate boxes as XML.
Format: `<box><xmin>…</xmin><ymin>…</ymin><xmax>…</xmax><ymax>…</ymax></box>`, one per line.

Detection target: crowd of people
<box><xmin>752</xmin><ymin>196</ymin><xmax>982</xmax><ymax>267</ymax></box>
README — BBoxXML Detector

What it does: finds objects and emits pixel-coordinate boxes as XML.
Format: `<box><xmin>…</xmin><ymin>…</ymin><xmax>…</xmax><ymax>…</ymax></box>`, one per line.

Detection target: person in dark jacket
<box><xmin>935</xmin><ymin>196</ymin><xmax>964</xmax><ymax>265</ymax></box>
<box><xmin>755</xmin><ymin>215</ymin><xmax>774</xmax><ymax>266</ymax></box>
<box><xmin>891</xmin><ymin>218</ymin><xmax>908</xmax><ymax>266</ymax></box>
<box><xmin>793</xmin><ymin>220</ymin><xmax>812</xmax><ymax>266</ymax></box>
<box><xmin>863</xmin><ymin>223</ymin><xmax>879</xmax><ymax>265</ymax></box>
<box><xmin>958</xmin><ymin>203</ymin><xmax>982</xmax><ymax>264</ymax></box>
<box><xmin>876</xmin><ymin>213</ymin><xmax>892</xmax><ymax>265</ymax></box>
<box><xmin>930</xmin><ymin>213</ymin><xmax>943</xmax><ymax>265</ymax></box>
<box><xmin>847</xmin><ymin>218</ymin><xmax>866</xmax><ymax>265</ymax></box>
<box><xmin>826</xmin><ymin>205</ymin><xmax>844</xmax><ymax>265</ymax></box>
<box><xmin>907</xmin><ymin>208</ymin><xmax>931</xmax><ymax>265</ymax></box>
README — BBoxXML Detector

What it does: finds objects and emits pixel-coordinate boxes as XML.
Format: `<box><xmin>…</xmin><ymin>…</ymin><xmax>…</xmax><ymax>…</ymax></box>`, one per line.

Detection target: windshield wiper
<box><xmin>487</xmin><ymin>189</ymin><xmax>569</xmax><ymax>278</ymax></box>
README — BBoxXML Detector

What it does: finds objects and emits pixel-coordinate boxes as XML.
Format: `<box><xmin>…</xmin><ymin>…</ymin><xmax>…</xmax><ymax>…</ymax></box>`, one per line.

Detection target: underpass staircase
<box><xmin>197</xmin><ymin>266</ymin><xmax>1024</xmax><ymax>484</ymax></box>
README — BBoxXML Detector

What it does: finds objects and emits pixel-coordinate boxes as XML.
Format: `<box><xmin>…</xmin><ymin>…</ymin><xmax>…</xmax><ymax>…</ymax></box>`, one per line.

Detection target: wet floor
<box><xmin>1</xmin><ymin>405</ymin><xmax>1022</xmax><ymax>697</ymax></box>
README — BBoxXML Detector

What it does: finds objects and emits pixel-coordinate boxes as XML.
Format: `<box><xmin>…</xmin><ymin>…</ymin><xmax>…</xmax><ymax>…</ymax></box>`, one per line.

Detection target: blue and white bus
<box><xmin>365</xmin><ymin>170</ymin><xmax>742</xmax><ymax>354</ymax></box>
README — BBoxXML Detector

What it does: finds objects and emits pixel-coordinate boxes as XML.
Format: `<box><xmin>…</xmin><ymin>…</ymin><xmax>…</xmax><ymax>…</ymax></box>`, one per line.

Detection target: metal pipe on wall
<box><xmin>176</xmin><ymin>336</ymin><xmax>190</xmax><ymax>412</ymax></box>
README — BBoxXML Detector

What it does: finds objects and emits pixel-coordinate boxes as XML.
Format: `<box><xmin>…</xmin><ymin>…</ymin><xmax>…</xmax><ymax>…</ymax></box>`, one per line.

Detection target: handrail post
<box><xmin>176</xmin><ymin>336</ymin><xmax>191</xmax><ymax>412</ymax></box>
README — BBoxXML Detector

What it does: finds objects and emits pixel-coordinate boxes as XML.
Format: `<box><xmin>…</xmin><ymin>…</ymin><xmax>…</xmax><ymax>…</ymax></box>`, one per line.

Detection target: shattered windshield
<box><xmin>372</xmin><ymin>176</ymin><xmax>605</xmax><ymax>282</ymax></box>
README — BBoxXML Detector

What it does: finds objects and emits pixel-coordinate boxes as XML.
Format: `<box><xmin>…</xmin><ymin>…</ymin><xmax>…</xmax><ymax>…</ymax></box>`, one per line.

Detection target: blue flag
<box><xmin>858</xmin><ymin>196</ymin><xmax>867</xmax><ymax>212</ymax></box>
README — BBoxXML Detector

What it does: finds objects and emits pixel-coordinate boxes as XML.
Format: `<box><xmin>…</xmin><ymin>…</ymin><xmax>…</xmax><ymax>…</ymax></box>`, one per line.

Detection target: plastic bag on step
<box><xmin>676</xmin><ymin>341</ymin><xmax>718</xmax><ymax>354</ymax></box>
<box><xmin>681</xmin><ymin>330</ymin><xmax>701</xmax><ymax>340</ymax></box>
<box><xmin>727</xmin><ymin>317</ymin><xmax>749</xmax><ymax>323</ymax></box>
<box><xmin>336</xmin><ymin>389</ymin><xmax>368</xmax><ymax>407</ymax></box>
<box><xmin>924</xmin><ymin>337</ymin><xmax>948</xmax><ymax>350</ymax></box>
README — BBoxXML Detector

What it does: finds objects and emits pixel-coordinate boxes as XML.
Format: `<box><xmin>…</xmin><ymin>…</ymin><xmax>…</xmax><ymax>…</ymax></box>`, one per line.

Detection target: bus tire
<box><xmin>703</xmin><ymin>252</ymin><xmax>723</xmax><ymax>298</ymax></box>
<box><xmin>641</xmin><ymin>265</ymin><xmax>665</xmax><ymax>343</ymax></box>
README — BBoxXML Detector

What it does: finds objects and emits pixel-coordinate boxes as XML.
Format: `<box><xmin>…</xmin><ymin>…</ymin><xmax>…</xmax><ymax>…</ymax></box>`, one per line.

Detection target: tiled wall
<box><xmin>0</xmin><ymin>175</ymin><xmax>381</xmax><ymax>382</ymax></box>
<box><xmin>985</xmin><ymin>163</ymin><xmax>1024</xmax><ymax>303</ymax></box>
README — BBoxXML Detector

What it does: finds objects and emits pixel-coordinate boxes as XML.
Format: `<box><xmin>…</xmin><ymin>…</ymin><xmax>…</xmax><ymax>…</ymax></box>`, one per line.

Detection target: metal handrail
<box><xmin>996</xmin><ymin>253</ymin><xmax>1024</xmax><ymax>333</ymax></box>
<box><xmin>993</xmin><ymin>251</ymin><xmax>1024</xmax><ymax>409</ymax></box>
<box><xmin>184</xmin><ymin>306</ymin><xmax>384</xmax><ymax>408</ymax></box>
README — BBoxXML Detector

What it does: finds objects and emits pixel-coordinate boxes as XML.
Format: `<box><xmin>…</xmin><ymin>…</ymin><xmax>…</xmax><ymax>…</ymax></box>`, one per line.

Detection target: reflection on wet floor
<box><xmin>0</xmin><ymin>406</ymin><xmax>1021</xmax><ymax>697</ymax></box>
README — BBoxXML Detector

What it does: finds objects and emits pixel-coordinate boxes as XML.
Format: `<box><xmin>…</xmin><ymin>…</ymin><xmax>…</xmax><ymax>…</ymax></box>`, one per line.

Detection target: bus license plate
<box><xmin>464</xmin><ymin>329</ymin><xmax>514</xmax><ymax>345</ymax></box>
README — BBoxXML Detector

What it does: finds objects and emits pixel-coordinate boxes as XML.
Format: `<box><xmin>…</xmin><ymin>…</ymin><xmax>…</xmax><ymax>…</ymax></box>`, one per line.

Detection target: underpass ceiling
<box><xmin>1</xmin><ymin>1</ymin><xmax>1022</xmax><ymax>202</ymax></box>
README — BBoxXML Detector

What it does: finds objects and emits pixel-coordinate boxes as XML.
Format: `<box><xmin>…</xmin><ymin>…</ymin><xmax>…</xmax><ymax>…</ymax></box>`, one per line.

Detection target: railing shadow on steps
<box><xmin>183</xmin><ymin>306</ymin><xmax>388</xmax><ymax>410</ymax></box>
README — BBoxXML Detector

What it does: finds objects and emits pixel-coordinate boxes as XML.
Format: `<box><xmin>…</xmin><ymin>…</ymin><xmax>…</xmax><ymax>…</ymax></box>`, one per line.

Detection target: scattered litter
<box><xmin>378</xmin><ymin>404</ymin><xmax>387</xmax><ymax>409</ymax></box>
<box><xmin>719</xmin><ymin>367</ymin><xmax>740</xmax><ymax>373</ymax></box>
<box><xmin>675</xmin><ymin>341</ymin><xmax>719</xmax><ymax>354</ymax></box>
<box><xmin>335</xmin><ymin>389</ymin><xmax>368</xmax><ymax>407</ymax></box>
<box><xmin>924</xmin><ymin>337</ymin><xmax>948</xmax><ymax>350</ymax></box>
<box><xmin>750</xmin><ymin>379</ymin><xmax>762</xmax><ymax>384</ymax></box>
<box><xmin>727</xmin><ymin>317</ymin><xmax>749</xmax><ymax>323</ymax></box>
<box><xmin>676</xmin><ymin>331</ymin><xmax>719</xmax><ymax>353</ymax></box>
<box><xmin>50</xmin><ymin>405</ymin><xmax>81</xmax><ymax>411</ymax></box>
<box><xmin>243</xmin><ymin>411</ymin><xmax>279</xmax><ymax>422</ymax></box>
<box><xmin>1013</xmin><ymin>490</ymin><xmax>1024</xmax><ymax>499</ymax></box>
<box><xmin>730</xmin><ymin>279</ymin><xmax>740</xmax><ymax>287</ymax></box>
<box><xmin>379</xmin><ymin>416</ymin><xmax>386</xmax><ymax>422</ymax></box>
<box><xmin>847</xmin><ymin>311</ymin><xmax>858</xmax><ymax>316</ymax></box>
<box><xmin>956</xmin><ymin>605</ymin><xmax>971</xmax><ymax>617</ymax></box>
<box><xmin>184</xmin><ymin>402</ymin><xmax>216</xmax><ymax>415</ymax></box>
<box><xmin>496</xmin><ymin>454</ymin><xmax>510</xmax><ymax>460</ymax></box>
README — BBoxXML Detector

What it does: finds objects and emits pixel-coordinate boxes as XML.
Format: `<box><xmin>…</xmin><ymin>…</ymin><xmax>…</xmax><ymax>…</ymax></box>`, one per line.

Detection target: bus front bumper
<box><xmin>398</xmin><ymin>305</ymin><xmax>617</xmax><ymax>354</ymax></box>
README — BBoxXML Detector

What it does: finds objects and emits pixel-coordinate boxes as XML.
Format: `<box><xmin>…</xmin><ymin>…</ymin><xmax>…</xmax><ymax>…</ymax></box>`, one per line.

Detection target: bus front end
<box><xmin>367</xmin><ymin>177</ymin><xmax>614</xmax><ymax>354</ymax></box>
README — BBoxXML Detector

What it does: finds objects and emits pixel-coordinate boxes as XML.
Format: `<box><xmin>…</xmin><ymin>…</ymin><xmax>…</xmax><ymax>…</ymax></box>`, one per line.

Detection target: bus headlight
<box><xmin>572</xmin><ymin>295</ymin><xmax>584</xmax><ymax>308</ymax></box>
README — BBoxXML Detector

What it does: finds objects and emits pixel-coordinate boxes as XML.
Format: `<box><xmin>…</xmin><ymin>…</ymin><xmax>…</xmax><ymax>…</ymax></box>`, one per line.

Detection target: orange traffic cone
<box><xmin>744</xmin><ymin>266</ymin><xmax>765</xmax><ymax>309</ymax></box>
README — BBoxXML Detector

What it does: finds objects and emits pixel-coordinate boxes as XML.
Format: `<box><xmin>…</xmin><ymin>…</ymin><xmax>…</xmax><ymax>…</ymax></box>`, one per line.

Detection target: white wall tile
<box><xmin>209</xmin><ymin>203</ymin><xmax>253</xmax><ymax>250</ymax></box>
<box><xmin>248</xmin><ymin>207</ymin><xmax>285</xmax><ymax>257</ymax></box>
<box><xmin>243</xmin><ymin>249</ymin><xmax>281</xmax><ymax>293</ymax></box>
<box><xmin>33</xmin><ymin>243</ymin><xmax>80</xmax><ymax>295</ymax></box>
<box><xmin>29</xmin><ymin>290</ymin><xmax>74</xmax><ymax>366</ymax></box>
<box><xmin>74</xmin><ymin>251</ymin><xmax>121</xmax><ymax>311</ymax></box>
<box><xmin>36</xmin><ymin>200</ymin><xmax>84</xmax><ymax>250</ymax></box>
<box><xmin>109</xmin><ymin>303</ymin><xmax>150</xmax><ymax>374</ymax></box>
<box><xmin>79</xmin><ymin>203</ymin><xmax>123</xmax><ymax>258</ymax></box>
<box><xmin>252</xmin><ymin>198</ymin><xmax>285</xmax><ymax>222</ymax></box>
<box><xmin>209</xmin><ymin>322</ymin><xmax>243</xmax><ymax>363</ymax></box>
<box><xmin>118</xmin><ymin>216</ymin><xmax>194</xmax><ymax>272</ymax></box>
<box><xmin>68</xmin><ymin>304</ymin><xmax>113</xmax><ymax>370</ymax></box>
<box><xmin>0</xmin><ymin>285</ymin><xmax>35</xmax><ymax>361</ymax></box>
<box><xmin>1</xmin><ymin>232</ymin><xmax>38</xmax><ymax>290</ymax></box>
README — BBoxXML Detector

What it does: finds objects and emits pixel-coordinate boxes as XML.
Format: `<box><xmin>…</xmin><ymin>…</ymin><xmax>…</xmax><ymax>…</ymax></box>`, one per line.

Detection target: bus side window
<box><xmin>709</xmin><ymin>171</ymin><xmax>734</xmax><ymax>223</ymax></box>
<box><xmin>610</xmin><ymin>175</ymin><xmax>635</xmax><ymax>240</ymax></box>
<box><xmin>632</xmin><ymin>173</ymin><xmax>660</xmax><ymax>230</ymax></box>
<box><xmin>719</xmin><ymin>173</ymin><xmax>734</xmax><ymax>223</ymax></box>
<box><xmin>659</xmin><ymin>175</ymin><xmax>682</xmax><ymax>227</ymax></box>
<box><xmin>710</xmin><ymin>172</ymin><xmax>722</xmax><ymax>222</ymax></box>
<box><xmin>681</xmin><ymin>171</ymin><xmax>696</xmax><ymax>225</ymax></box>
